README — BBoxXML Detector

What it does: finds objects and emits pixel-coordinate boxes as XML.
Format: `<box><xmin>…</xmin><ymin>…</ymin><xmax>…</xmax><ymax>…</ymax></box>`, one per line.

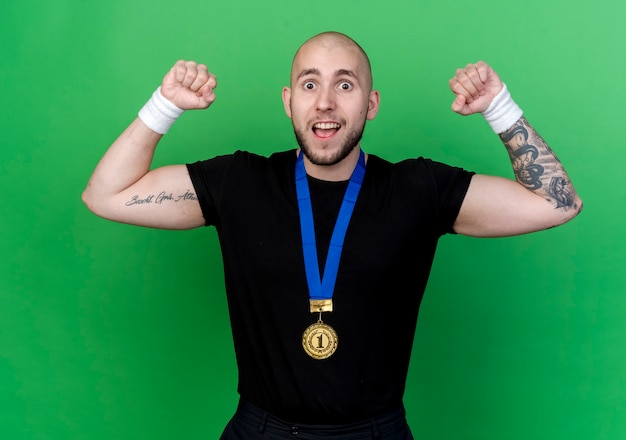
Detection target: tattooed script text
<box><xmin>125</xmin><ymin>190</ymin><xmax>197</xmax><ymax>206</ymax></box>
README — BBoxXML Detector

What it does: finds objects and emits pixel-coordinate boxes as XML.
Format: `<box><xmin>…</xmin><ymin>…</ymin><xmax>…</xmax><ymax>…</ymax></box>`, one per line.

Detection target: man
<box><xmin>83</xmin><ymin>31</ymin><xmax>582</xmax><ymax>438</ymax></box>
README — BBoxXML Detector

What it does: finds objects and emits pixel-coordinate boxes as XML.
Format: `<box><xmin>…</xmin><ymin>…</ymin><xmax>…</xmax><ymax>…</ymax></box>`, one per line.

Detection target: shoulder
<box><xmin>366</xmin><ymin>154</ymin><xmax>472</xmax><ymax>181</ymax></box>
<box><xmin>187</xmin><ymin>149</ymin><xmax>295</xmax><ymax>175</ymax></box>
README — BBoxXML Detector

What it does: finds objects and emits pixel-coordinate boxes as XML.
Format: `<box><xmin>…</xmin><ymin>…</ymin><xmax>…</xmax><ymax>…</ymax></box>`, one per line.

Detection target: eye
<box><xmin>303</xmin><ymin>81</ymin><xmax>316</xmax><ymax>90</ymax></box>
<box><xmin>338</xmin><ymin>81</ymin><xmax>353</xmax><ymax>91</ymax></box>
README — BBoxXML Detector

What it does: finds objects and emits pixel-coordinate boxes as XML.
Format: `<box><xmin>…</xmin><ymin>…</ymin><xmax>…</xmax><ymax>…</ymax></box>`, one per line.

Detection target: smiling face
<box><xmin>282</xmin><ymin>33</ymin><xmax>380</xmax><ymax>176</ymax></box>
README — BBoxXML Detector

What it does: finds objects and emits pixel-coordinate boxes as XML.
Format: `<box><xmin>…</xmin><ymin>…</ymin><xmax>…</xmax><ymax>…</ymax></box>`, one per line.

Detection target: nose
<box><xmin>315</xmin><ymin>86</ymin><xmax>335</xmax><ymax>112</ymax></box>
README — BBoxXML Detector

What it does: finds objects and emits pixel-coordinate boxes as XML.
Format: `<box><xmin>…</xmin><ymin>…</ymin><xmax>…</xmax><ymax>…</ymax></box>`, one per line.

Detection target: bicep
<box><xmin>453</xmin><ymin>174</ymin><xmax>568</xmax><ymax>237</ymax></box>
<box><xmin>96</xmin><ymin>164</ymin><xmax>205</xmax><ymax>230</ymax></box>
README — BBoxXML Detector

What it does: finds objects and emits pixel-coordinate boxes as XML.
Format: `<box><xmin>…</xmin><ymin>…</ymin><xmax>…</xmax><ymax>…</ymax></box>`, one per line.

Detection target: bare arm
<box><xmin>82</xmin><ymin>61</ymin><xmax>217</xmax><ymax>229</ymax></box>
<box><xmin>448</xmin><ymin>62</ymin><xmax>582</xmax><ymax>237</ymax></box>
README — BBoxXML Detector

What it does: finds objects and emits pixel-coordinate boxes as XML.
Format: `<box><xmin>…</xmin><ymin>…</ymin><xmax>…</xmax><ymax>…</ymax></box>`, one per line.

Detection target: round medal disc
<box><xmin>302</xmin><ymin>321</ymin><xmax>338</xmax><ymax>360</ymax></box>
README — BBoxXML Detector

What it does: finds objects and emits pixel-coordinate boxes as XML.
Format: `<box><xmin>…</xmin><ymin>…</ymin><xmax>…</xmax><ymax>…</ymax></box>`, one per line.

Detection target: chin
<box><xmin>294</xmin><ymin>125</ymin><xmax>364</xmax><ymax>167</ymax></box>
<box><xmin>302</xmin><ymin>145</ymin><xmax>354</xmax><ymax>167</ymax></box>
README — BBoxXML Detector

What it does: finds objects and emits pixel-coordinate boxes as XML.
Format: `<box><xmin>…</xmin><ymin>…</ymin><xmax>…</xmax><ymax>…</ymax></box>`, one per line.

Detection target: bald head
<box><xmin>291</xmin><ymin>31</ymin><xmax>373</xmax><ymax>91</ymax></box>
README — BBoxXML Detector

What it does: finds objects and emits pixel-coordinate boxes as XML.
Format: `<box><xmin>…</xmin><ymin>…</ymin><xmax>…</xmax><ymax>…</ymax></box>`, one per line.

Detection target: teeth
<box><xmin>314</xmin><ymin>122</ymin><xmax>340</xmax><ymax>129</ymax></box>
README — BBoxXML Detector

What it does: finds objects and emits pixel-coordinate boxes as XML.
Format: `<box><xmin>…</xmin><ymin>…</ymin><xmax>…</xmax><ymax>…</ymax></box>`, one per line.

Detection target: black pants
<box><xmin>219</xmin><ymin>399</ymin><xmax>415</xmax><ymax>439</ymax></box>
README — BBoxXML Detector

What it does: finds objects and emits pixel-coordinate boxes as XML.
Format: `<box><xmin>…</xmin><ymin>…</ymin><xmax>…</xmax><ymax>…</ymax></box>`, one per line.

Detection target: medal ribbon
<box><xmin>295</xmin><ymin>149</ymin><xmax>366</xmax><ymax>301</ymax></box>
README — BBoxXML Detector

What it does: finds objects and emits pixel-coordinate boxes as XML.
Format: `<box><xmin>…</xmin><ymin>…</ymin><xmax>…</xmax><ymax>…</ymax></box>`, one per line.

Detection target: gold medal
<box><xmin>303</xmin><ymin>299</ymin><xmax>337</xmax><ymax>359</ymax></box>
<box><xmin>296</xmin><ymin>151</ymin><xmax>365</xmax><ymax>362</ymax></box>
<box><xmin>302</xmin><ymin>318</ymin><xmax>338</xmax><ymax>360</ymax></box>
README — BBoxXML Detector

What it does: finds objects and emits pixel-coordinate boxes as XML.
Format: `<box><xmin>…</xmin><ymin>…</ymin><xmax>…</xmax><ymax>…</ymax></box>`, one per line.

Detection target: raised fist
<box><xmin>161</xmin><ymin>60</ymin><xmax>217</xmax><ymax>110</ymax></box>
<box><xmin>449</xmin><ymin>61</ymin><xmax>503</xmax><ymax>116</ymax></box>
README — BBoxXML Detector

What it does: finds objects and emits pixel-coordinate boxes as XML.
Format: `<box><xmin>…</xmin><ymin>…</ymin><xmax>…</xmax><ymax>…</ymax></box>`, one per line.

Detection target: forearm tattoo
<box><xmin>500</xmin><ymin>117</ymin><xmax>578</xmax><ymax>211</ymax></box>
<box><xmin>125</xmin><ymin>190</ymin><xmax>197</xmax><ymax>207</ymax></box>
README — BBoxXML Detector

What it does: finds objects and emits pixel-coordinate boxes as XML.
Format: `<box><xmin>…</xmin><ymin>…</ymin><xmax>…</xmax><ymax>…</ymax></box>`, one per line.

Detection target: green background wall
<box><xmin>1</xmin><ymin>0</ymin><xmax>622</xmax><ymax>438</ymax></box>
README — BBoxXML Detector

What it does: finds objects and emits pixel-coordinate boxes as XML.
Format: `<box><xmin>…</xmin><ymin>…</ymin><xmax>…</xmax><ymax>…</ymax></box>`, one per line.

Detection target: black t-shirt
<box><xmin>187</xmin><ymin>149</ymin><xmax>474</xmax><ymax>423</ymax></box>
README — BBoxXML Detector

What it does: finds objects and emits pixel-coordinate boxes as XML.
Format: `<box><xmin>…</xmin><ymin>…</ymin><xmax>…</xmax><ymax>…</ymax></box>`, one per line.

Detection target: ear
<box><xmin>282</xmin><ymin>86</ymin><xmax>292</xmax><ymax>118</ymax></box>
<box><xmin>366</xmin><ymin>90</ymin><xmax>380</xmax><ymax>120</ymax></box>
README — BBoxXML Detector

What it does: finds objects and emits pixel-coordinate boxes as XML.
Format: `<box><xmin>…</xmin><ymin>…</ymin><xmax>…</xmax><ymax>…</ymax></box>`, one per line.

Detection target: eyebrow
<box><xmin>296</xmin><ymin>68</ymin><xmax>359</xmax><ymax>81</ymax></box>
<box><xmin>296</xmin><ymin>68</ymin><xmax>321</xmax><ymax>80</ymax></box>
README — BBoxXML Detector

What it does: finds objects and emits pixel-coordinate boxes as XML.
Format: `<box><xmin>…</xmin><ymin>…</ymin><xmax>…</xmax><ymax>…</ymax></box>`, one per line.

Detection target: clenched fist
<box><xmin>449</xmin><ymin>61</ymin><xmax>503</xmax><ymax>116</ymax></box>
<box><xmin>161</xmin><ymin>60</ymin><xmax>217</xmax><ymax>110</ymax></box>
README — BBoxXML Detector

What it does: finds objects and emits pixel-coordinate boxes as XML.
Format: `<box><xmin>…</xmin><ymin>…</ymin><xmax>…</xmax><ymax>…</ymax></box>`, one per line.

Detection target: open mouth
<box><xmin>312</xmin><ymin>122</ymin><xmax>341</xmax><ymax>139</ymax></box>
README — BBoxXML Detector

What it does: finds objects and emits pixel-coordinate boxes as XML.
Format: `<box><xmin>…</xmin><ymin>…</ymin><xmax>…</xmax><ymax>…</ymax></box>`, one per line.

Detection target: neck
<box><xmin>298</xmin><ymin>147</ymin><xmax>365</xmax><ymax>182</ymax></box>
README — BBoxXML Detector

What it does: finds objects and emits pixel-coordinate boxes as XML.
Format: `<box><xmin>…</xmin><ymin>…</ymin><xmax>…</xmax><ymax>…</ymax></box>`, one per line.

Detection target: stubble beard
<box><xmin>293</xmin><ymin>124</ymin><xmax>365</xmax><ymax>167</ymax></box>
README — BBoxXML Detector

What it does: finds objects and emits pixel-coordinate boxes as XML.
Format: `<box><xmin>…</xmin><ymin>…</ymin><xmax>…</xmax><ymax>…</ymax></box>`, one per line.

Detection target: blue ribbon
<box><xmin>295</xmin><ymin>149</ymin><xmax>366</xmax><ymax>301</ymax></box>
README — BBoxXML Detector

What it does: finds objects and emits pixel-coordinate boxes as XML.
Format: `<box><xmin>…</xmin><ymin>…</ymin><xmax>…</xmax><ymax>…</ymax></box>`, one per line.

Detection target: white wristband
<box><xmin>137</xmin><ymin>86</ymin><xmax>184</xmax><ymax>134</ymax></box>
<box><xmin>481</xmin><ymin>83</ymin><xmax>523</xmax><ymax>134</ymax></box>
